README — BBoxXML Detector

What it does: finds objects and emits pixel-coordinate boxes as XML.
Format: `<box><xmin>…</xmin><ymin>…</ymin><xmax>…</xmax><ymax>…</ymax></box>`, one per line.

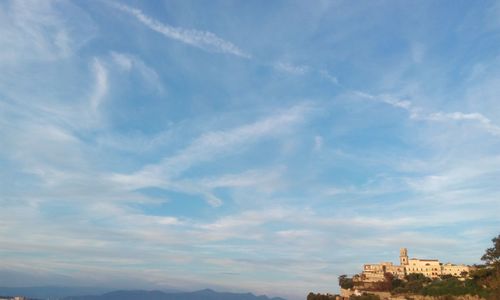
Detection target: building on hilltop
<box><xmin>357</xmin><ymin>248</ymin><xmax>473</xmax><ymax>283</ymax></box>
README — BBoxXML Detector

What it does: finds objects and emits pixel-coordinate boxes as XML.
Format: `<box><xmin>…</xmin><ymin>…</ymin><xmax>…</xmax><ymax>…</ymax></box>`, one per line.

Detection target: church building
<box><xmin>359</xmin><ymin>248</ymin><xmax>472</xmax><ymax>282</ymax></box>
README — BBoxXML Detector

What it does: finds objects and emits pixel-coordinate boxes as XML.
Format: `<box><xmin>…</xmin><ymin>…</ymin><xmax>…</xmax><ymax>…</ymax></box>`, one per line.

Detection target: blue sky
<box><xmin>1</xmin><ymin>0</ymin><xmax>500</xmax><ymax>299</ymax></box>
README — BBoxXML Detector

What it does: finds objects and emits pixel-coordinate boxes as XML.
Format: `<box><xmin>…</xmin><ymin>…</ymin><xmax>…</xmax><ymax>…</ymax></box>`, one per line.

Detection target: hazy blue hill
<box><xmin>62</xmin><ymin>289</ymin><xmax>287</xmax><ymax>300</ymax></box>
<box><xmin>0</xmin><ymin>286</ymin><xmax>112</xmax><ymax>299</ymax></box>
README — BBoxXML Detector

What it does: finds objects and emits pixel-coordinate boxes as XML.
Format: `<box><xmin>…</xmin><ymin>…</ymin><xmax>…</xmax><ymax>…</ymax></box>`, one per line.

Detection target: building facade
<box><xmin>359</xmin><ymin>248</ymin><xmax>473</xmax><ymax>282</ymax></box>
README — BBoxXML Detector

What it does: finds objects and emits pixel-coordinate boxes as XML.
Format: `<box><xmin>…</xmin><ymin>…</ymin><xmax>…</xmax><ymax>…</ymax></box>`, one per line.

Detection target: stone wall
<box><xmin>395</xmin><ymin>295</ymin><xmax>484</xmax><ymax>300</ymax></box>
<box><xmin>338</xmin><ymin>289</ymin><xmax>485</xmax><ymax>300</ymax></box>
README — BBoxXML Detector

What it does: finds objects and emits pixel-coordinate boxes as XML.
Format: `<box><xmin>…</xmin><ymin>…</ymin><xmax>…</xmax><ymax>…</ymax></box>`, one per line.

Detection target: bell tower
<box><xmin>400</xmin><ymin>248</ymin><xmax>409</xmax><ymax>265</ymax></box>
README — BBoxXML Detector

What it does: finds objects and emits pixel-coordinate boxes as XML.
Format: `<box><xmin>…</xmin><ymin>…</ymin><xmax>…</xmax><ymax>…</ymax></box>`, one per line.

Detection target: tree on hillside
<box><xmin>339</xmin><ymin>275</ymin><xmax>354</xmax><ymax>290</ymax></box>
<box><xmin>479</xmin><ymin>233</ymin><xmax>500</xmax><ymax>300</ymax></box>
<box><xmin>371</xmin><ymin>272</ymin><xmax>393</xmax><ymax>291</ymax></box>
<box><xmin>307</xmin><ymin>292</ymin><xmax>338</xmax><ymax>300</ymax></box>
<box><xmin>482</xmin><ymin>234</ymin><xmax>500</xmax><ymax>267</ymax></box>
<box><xmin>406</xmin><ymin>273</ymin><xmax>430</xmax><ymax>283</ymax></box>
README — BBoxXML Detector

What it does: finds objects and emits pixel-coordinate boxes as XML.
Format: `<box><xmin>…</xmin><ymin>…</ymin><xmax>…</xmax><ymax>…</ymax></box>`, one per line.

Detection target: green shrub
<box><xmin>339</xmin><ymin>275</ymin><xmax>354</xmax><ymax>290</ymax></box>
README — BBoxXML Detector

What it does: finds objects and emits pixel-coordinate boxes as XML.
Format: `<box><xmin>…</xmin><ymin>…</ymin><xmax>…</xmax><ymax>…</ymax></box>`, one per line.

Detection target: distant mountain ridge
<box><xmin>0</xmin><ymin>286</ymin><xmax>113</xmax><ymax>299</ymax></box>
<box><xmin>63</xmin><ymin>289</ymin><xmax>287</xmax><ymax>300</ymax></box>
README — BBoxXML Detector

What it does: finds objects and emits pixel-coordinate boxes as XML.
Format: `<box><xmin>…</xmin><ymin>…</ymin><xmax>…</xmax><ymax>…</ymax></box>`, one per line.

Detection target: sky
<box><xmin>1</xmin><ymin>0</ymin><xmax>500</xmax><ymax>299</ymax></box>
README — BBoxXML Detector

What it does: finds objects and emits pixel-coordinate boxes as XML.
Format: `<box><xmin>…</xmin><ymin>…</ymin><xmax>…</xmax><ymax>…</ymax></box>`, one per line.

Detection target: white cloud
<box><xmin>275</xmin><ymin>229</ymin><xmax>312</xmax><ymax>239</ymax></box>
<box><xmin>319</xmin><ymin>70</ymin><xmax>339</xmax><ymax>85</ymax></box>
<box><xmin>274</xmin><ymin>62</ymin><xmax>309</xmax><ymax>75</ymax></box>
<box><xmin>404</xmin><ymin>155</ymin><xmax>500</xmax><ymax>195</ymax></box>
<box><xmin>111</xmin><ymin>103</ymin><xmax>312</xmax><ymax>189</ymax></box>
<box><xmin>354</xmin><ymin>91</ymin><xmax>415</xmax><ymax>113</ymax></box>
<box><xmin>110</xmin><ymin>104</ymin><xmax>312</xmax><ymax>206</ymax></box>
<box><xmin>156</xmin><ymin>216</ymin><xmax>181</xmax><ymax>225</ymax></box>
<box><xmin>0</xmin><ymin>57</ymin><xmax>111</xmax><ymax>133</ymax></box>
<box><xmin>425</xmin><ymin>111</ymin><xmax>500</xmax><ymax>135</ymax></box>
<box><xmin>313</xmin><ymin>135</ymin><xmax>323</xmax><ymax>151</ymax></box>
<box><xmin>204</xmin><ymin>193</ymin><xmax>223</xmax><ymax>207</ymax></box>
<box><xmin>111</xmin><ymin>52</ymin><xmax>165</xmax><ymax>93</ymax></box>
<box><xmin>199</xmin><ymin>167</ymin><xmax>284</xmax><ymax>190</ymax></box>
<box><xmin>114</xmin><ymin>4</ymin><xmax>250</xmax><ymax>58</ymax></box>
<box><xmin>89</xmin><ymin>58</ymin><xmax>108</xmax><ymax>113</ymax></box>
<box><xmin>198</xmin><ymin>208</ymin><xmax>290</xmax><ymax>241</ymax></box>
<box><xmin>111</xmin><ymin>52</ymin><xmax>133</xmax><ymax>70</ymax></box>
<box><xmin>354</xmin><ymin>91</ymin><xmax>500</xmax><ymax>136</ymax></box>
<box><xmin>0</xmin><ymin>0</ymin><xmax>95</xmax><ymax>64</ymax></box>
<box><xmin>95</xmin><ymin>129</ymin><xmax>174</xmax><ymax>153</ymax></box>
<box><xmin>410</xmin><ymin>42</ymin><xmax>425</xmax><ymax>64</ymax></box>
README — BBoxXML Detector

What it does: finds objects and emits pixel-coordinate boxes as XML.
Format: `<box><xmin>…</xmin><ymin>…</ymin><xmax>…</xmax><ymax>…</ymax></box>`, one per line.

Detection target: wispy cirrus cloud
<box><xmin>0</xmin><ymin>0</ymin><xmax>95</xmax><ymax>64</ymax></box>
<box><xmin>199</xmin><ymin>167</ymin><xmax>285</xmax><ymax>191</ymax></box>
<box><xmin>274</xmin><ymin>62</ymin><xmax>309</xmax><ymax>75</ymax></box>
<box><xmin>319</xmin><ymin>70</ymin><xmax>339</xmax><ymax>85</ymax></box>
<box><xmin>354</xmin><ymin>91</ymin><xmax>500</xmax><ymax>136</ymax></box>
<box><xmin>109</xmin><ymin>103</ymin><xmax>312</xmax><ymax>206</ymax></box>
<box><xmin>2</xmin><ymin>1</ymin><xmax>500</xmax><ymax>298</ymax></box>
<box><xmin>111</xmin><ymin>52</ymin><xmax>165</xmax><ymax>94</ymax></box>
<box><xmin>111</xmin><ymin>103</ymin><xmax>313</xmax><ymax>188</ymax></box>
<box><xmin>89</xmin><ymin>58</ymin><xmax>108</xmax><ymax>113</ymax></box>
<box><xmin>426</xmin><ymin>112</ymin><xmax>500</xmax><ymax>135</ymax></box>
<box><xmin>113</xmin><ymin>4</ymin><xmax>250</xmax><ymax>58</ymax></box>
